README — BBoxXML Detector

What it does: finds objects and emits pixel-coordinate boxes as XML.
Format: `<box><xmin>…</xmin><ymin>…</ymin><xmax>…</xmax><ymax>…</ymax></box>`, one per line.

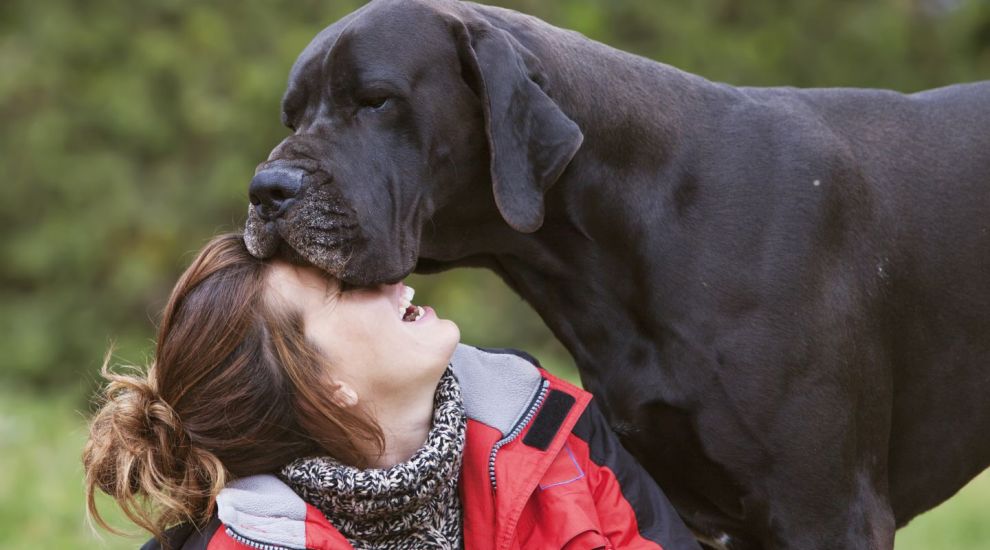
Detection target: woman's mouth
<box><xmin>399</xmin><ymin>285</ymin><xmax>427</xmax><ymax>322</ymax></box>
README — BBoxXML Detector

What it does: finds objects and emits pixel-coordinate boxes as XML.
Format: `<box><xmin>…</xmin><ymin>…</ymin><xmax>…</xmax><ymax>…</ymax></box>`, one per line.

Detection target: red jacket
<box><xmin>144</xmin><ymin>346</ymin><xmax>699</xmax><ymax>550</ymax></box>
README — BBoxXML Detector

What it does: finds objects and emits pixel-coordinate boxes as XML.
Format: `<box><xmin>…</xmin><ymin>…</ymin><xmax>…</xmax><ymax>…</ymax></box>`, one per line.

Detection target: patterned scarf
<box><xmin>280</xmin><ymin>368</ymin><xmax>466</xmax><ymax>549</ymax></box>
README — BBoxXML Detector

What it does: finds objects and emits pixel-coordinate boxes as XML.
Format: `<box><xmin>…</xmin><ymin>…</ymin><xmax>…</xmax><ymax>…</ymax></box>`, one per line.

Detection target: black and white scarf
<box><xmin>280</xmin><ymin>368</ymin><xmax>466</xmax><ymax>549</ymax></box>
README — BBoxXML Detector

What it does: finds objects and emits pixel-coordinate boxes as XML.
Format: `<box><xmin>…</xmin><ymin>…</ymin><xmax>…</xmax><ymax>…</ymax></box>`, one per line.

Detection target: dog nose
<box><xmin>249</xmin><ymin>167</ymin><xmax>305</xmax><ymax>221</ymax></box>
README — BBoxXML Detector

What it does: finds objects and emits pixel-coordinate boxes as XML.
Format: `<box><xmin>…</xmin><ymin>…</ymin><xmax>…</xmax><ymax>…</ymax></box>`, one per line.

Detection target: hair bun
<box><xmin>104</xmin><ymin>366</ymin><xmax>188</xmax><ymax>460</ymax></box>
<box><xmin>83</xmin><ymin>361</ymin><xmax>226</xmax><ymax>537</ymax></box>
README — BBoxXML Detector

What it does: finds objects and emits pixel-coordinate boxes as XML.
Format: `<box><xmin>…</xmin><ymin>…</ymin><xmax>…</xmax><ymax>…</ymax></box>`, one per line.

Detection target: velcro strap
<box><xmin>523</xmin><ymin>389</ymin><xmax>575</xmax><ymax>450</ymax></box>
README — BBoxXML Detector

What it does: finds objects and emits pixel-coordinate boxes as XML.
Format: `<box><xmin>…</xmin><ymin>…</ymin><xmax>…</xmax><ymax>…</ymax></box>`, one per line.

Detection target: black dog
<box><xmin>244</xmin><ymin>1</ymin><xmax>990</xmax><ymax>547</ymax></box>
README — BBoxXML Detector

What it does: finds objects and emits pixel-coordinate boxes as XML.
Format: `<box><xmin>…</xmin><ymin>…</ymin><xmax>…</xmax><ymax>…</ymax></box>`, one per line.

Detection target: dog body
<box><xmin>244</xmin><ymin>1</ymin><xmax>990</xmax><ymax>547</ymax></box>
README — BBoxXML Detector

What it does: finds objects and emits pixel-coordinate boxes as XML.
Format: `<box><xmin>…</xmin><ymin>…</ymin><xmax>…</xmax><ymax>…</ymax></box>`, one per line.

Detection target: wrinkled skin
<box><xmin>245</xmin><ymin>0</ymin><xmax>990</xmax><ymax>548</ymax></box>
<box><xmin>245</xmin><ymin>0</ymin><xmax>506</xmax><ymax>284</ymax></box>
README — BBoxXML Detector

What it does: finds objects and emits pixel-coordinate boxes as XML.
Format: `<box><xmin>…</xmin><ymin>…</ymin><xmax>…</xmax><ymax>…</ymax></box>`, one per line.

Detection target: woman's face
<box><xmin>266</xmin><ymin>262</ymin><xmax>460</xmax><ymax>406</ymax></box>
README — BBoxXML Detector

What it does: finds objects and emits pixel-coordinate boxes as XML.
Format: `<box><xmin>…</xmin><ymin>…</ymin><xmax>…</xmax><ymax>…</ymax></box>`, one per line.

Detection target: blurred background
<box><xmin>1</xmin><ymin>0</ymin><xmax>988</xmax><ymax>547</ymax></box>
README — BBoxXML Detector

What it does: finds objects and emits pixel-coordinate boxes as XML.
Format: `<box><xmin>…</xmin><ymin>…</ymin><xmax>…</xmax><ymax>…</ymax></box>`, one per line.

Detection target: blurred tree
<box><xmin>0</xmin><ymin>0</ymin><xmax>987</xmax><ymax>392</ymax></box>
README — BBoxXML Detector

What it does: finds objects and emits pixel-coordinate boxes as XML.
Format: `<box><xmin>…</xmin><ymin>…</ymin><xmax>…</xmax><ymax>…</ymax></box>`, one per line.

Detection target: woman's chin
<box><xmin>398</xmin><ymin>313</ymin><xmax>459</xmax><ymax>366</ymax></box>
<box><xmin>432</xmin><ymin>320</ymin><xmax>461</xmax><ymax>362</ymax></box>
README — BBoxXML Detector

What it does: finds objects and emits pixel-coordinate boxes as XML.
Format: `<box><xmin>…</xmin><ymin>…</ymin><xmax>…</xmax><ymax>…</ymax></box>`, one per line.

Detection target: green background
<box><xmin>1</xmin><ymin>0</ymin><xmax>988</xmax><ymax>547</ymax></box>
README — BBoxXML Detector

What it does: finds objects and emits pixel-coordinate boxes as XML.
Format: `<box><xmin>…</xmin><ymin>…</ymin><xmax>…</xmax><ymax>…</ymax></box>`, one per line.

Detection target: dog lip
<box><xmin>243</xmin><ymin>222</ymin><xmax>278</xmax><ymax>259</ymax></box>
<box><xmin>257</xmin><ymin>197</ymin><xmax>297</xmax><ymax>222</ymax></box>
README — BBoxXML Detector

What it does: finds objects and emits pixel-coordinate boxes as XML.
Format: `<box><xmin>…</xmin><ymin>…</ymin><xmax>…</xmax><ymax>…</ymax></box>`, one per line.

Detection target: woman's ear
<box><xmin>332</xmin><ymin>383</ymin><xmax>359</xmax><ymax>408</ymax></box>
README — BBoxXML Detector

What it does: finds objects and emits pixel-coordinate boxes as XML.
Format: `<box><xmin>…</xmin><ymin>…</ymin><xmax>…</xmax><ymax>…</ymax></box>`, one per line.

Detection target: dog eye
<box><xmin>360</xmin><ymin>96</ymin><xmax>390</xmax><ymax>111</ymax></box>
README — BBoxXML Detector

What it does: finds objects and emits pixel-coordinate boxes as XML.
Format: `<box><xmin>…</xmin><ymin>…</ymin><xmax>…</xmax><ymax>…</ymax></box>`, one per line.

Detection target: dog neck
<box><xmin>420</xmin><ymin>8</ymin><xmax>741</xmax><ymax>393</ymax></box>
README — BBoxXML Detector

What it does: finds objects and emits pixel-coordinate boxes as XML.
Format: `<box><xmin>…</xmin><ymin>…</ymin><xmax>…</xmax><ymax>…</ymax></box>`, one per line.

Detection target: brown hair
<box><xmin>82</xmin><ymin>233</ymin><xmax>384</xmax><ymax>541</ymax></box>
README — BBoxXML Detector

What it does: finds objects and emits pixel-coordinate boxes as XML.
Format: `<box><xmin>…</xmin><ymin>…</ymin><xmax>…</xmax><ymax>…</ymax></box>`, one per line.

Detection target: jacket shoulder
<box><xmin>214</xmin><ymin>475</ymin><xmax>351</xmax><ymax>549</ymax></box>
<box><xmin>140</xmin><ymin>516</ymin><xmax>221</xmax><ymax>550</ymax></box>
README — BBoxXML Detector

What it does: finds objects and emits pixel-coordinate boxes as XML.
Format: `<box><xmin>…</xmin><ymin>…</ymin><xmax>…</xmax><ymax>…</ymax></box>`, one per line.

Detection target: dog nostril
<box><xmin>248</xmin><ymin>167</ymin><xmax>305</xmax><ymax>220</ymax></box>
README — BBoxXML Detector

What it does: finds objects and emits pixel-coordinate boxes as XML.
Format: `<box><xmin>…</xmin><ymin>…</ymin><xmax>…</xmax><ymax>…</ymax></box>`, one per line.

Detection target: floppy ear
<box><xmin>456</xmin><ymin>21</ymin><xmax>584</xmax><ymax>233</ymax></box>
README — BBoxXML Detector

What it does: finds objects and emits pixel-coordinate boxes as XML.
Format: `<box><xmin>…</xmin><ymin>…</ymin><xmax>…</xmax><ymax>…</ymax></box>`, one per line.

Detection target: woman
<box><xmin>84</xmin><ymin>233</ymin><xmax>699</xmax><ymax>550</ymax></box>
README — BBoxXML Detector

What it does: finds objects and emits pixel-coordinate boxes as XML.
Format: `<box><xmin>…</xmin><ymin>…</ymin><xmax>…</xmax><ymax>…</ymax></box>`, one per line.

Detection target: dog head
<box><xmin>244</xmin><ymin>0</ymin><xmax>582</xmax><ymax>285</ymax></box>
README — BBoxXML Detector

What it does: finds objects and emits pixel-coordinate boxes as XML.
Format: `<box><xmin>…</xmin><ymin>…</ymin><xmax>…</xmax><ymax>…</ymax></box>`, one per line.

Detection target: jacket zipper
<box><xmin>488</xmin><ymin>378</ymin><xmax>550</xmax><ymax>491</ymax></box>
<box><xmin>225</xmin><ymin>526</ymin><xmax>298</xmax><ymax>550</ymax></box>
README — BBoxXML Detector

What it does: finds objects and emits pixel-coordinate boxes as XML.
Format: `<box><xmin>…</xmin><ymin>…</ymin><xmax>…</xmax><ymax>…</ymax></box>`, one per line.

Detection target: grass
<box><xmin>895</xmin><ymin>469</ymin><xmax>990</xmax><ymax>550</ymax></box>
<box><xmin>0</xmin><ymin>387</ymin><xmax>986</xmax><ymax>549</ymax></box>
<box><xmin>0</xmin><ymin>387</ymin><xmax>138</xmax><ymax>549</ymax></box>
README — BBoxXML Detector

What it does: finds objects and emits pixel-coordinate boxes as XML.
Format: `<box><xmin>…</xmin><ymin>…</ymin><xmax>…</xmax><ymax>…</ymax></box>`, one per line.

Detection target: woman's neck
<box><xmin>363</xmin><ymin>378</ymin><xmax>440</xmax><ymax>469</ymax></box>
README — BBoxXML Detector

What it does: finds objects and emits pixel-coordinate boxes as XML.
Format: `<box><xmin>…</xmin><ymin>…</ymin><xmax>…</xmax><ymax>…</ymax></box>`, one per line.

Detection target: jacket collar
<box><xmin>216</xmin><ymin>474</ymin><xmax>314</xmax><ymax>549</ymax></box>
<box><xmin>450</xmin><ymin>343</ymin><xmax>545</xmax><ymax>437</ymax></box>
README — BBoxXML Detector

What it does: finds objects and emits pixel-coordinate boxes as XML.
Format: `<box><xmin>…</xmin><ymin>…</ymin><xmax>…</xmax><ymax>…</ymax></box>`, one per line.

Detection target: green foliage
<box><xmin>1</xmin><ymin>0</ymin><xmax>356</xmax><ymax>388</ymax></box>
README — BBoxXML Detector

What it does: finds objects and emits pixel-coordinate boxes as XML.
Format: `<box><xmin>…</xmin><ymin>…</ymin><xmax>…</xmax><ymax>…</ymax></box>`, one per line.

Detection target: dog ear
<box><xmin>456</xmin><ymin>21</ymin><xmax>583</xmax><ymax>233</ymax></box>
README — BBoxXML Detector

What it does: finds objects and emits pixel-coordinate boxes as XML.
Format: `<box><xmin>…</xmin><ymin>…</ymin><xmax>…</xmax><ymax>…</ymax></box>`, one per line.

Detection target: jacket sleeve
<box><xmin>570</xmin><ymin>399</ymin><xmax>701</xmax><ymax>550</ymax></box>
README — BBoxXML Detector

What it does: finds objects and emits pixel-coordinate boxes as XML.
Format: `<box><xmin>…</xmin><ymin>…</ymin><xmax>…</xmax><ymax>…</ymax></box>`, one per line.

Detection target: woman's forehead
<box><xmin>267</xmin><ymin>261</ymin><xmax>340</xmax><ymax>301</ymax></box>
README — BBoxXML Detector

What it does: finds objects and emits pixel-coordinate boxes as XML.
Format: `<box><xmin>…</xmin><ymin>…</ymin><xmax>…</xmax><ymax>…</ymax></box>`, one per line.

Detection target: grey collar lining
<box><xmin>449</xmin><ymin>344</ymin><xmax>543</xmax><ymax>437</ymax></box>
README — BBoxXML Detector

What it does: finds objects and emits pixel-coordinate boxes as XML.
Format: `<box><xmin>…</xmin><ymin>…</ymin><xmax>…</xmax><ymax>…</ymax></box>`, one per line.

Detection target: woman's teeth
<box><xmin>399</xmin><ymin>286</ymin><xmax>426</xmax><ymax>322</ymax></box>
<box><xmin>403</xmin><ymin>305</ymin><xmax>426</xmax><ymax>322</ymax></box>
